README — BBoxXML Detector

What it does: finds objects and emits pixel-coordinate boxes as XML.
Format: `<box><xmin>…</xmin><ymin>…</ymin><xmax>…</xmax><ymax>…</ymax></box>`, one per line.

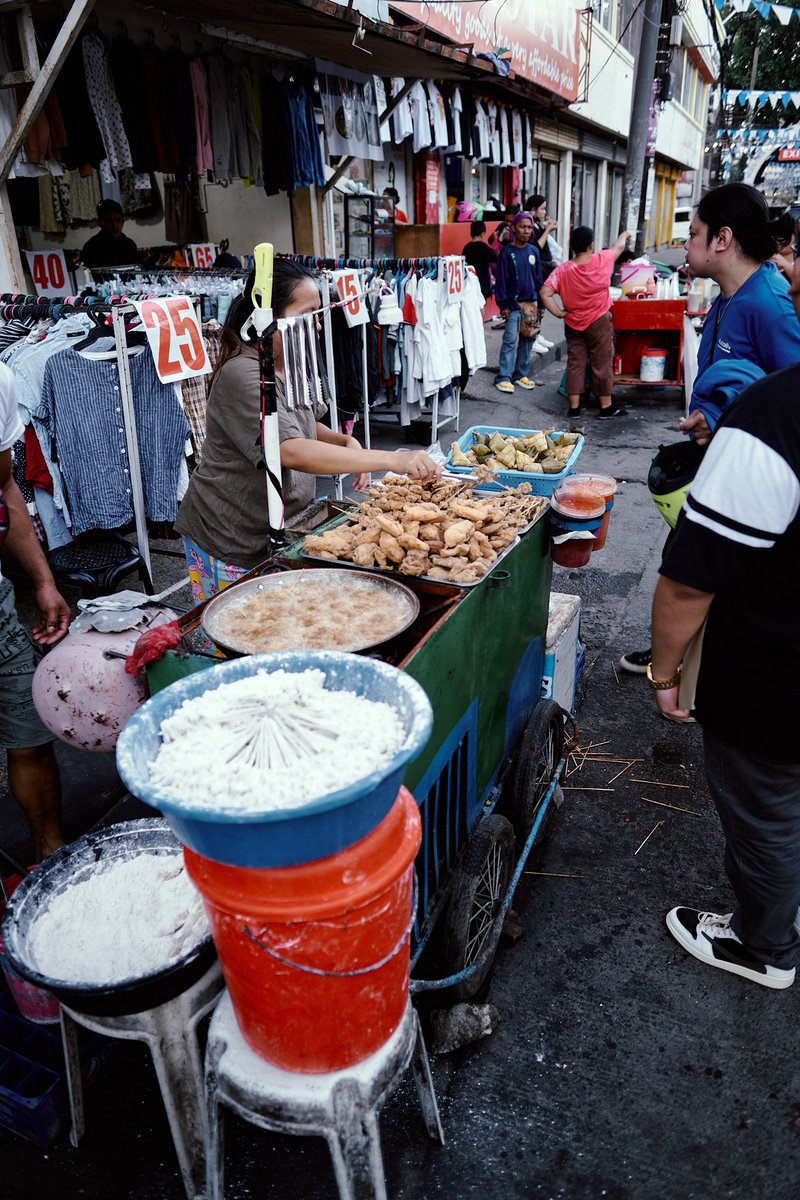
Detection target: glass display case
<box><xmin>344</xmin><ymin>195</ymin><xmax>395</xmax><ymax>260</ymax></box>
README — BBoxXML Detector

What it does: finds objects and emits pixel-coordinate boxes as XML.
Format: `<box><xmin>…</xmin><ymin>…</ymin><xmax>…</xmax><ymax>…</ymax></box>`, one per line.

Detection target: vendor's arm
<box><xmin>0</xmin><ymin>449</ymin><xmax>69</xmax><ymax>643</ymax></box>
<box><xmin>280</xmin><ymin>435</ymin><xmax>443</xmax><ymax>482</ymax></box>
<box><xmin>612</xmin><ymin>230</ymin><xmax>635</xmax><ymax>259</ymax></box>
<box><xmin>538</xmin><ymin>283</ymin><xmax>566</xmax><ymax>321</ymax></box>
<box><xmin>315</xmin><ymin>423</ymin><xmax>370</xmax><ymax>491</ymax></box>
<box><xmin>651</xmin><ymin>575</ymin><xmax>713</xmax><ymax>723</ymax></box>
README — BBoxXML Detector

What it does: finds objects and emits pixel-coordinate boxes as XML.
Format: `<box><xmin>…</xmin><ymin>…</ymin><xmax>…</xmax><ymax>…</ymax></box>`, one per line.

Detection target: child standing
<box><xmin>540</xmin><ymin>225</ymin><xmax>632</xmax><ymax>420</ymax></box>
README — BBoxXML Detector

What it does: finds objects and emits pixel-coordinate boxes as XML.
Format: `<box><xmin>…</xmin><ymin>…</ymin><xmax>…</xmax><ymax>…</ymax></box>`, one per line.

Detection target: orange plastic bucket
<box><xmin>184</xmin><ymin>787</ymin><xmax>421</xmax><ymax>1073</ymax></box>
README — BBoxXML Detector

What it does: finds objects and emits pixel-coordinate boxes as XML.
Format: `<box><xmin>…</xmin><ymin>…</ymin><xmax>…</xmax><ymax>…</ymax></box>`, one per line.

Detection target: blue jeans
<box><xmin>495</xmin><ymin>310</ymin><xmax>533</xmax><ymax>383</ymax></box>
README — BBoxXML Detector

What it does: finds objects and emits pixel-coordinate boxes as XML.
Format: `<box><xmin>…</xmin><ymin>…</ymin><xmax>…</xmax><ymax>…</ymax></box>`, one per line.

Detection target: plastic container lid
<box><xmin>641</xmin><ymin>347</ymin><xmax>667</xmax><ymax>357</ymax></box>
<box><xmin>550</xmin><ymin>493</ymin><xmax>605</xmax><ymax>520</ymax></box>
<box><xmin>559</xmin><ymin>473</ymin><xmax>617</xmax><ymax>502</ymax></box>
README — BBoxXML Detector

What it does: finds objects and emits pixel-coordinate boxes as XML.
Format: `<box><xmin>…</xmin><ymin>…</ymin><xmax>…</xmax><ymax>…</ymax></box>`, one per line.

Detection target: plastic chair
<box><xmin>60</xmin><ymin>958</ymin><xmax>224</xmax><ymax>1200</ymax></box>
<box><xmin>46</xmin><ymin>532</ymin><xmax>150</xmax><ymax>598</ymax></box>
<box><xmin>205</xmin><ymin>993</ymin><xmax>444</xmax><ymax>1200</ymax></box>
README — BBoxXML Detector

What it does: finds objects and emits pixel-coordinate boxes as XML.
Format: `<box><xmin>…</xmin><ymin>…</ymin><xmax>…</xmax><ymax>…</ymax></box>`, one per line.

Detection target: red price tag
<box><xmin>333</xmin><ymin>270</ymin><xmax>368</xmax><ymax>328</ymax></box>
<box><xmin>189</xmin><ymin>243</ymin><xmax>217</xmax><ymax>269</ymax></box>
<box><xmin>444</xmin><ymin>256</ymin><xmax>464</xmax><ymax>305</ymax></box>
<box><xmin>25</xmin><ymin>250</ymin><xmax>70</xmax><ymax>298</ymax></box>
<box><xmin>131</xmin><ymin>297</ymin><xmax>211</xmax><ymax>383</ymax></box>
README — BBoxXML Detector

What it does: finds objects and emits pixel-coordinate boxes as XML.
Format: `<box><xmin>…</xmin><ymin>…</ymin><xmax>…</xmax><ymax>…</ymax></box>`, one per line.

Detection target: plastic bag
<box><xmin>548</xmin><ymin>234</ymin><xmax>563</xmax><ymax>264</ymax></box>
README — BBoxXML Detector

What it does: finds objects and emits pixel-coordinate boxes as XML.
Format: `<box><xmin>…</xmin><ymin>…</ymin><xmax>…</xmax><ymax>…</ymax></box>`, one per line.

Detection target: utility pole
<box><xmin>622</xmin><ymin>0</ymin><xmax>663</xmax><ymax>254</ymax></box>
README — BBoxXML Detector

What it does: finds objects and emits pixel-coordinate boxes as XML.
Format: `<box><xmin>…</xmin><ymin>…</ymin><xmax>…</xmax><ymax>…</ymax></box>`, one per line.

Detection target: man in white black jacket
<box><xmin>650</xmin><ymin>253</ymin><xmax>800</xmax><ymax>990</ymax></box>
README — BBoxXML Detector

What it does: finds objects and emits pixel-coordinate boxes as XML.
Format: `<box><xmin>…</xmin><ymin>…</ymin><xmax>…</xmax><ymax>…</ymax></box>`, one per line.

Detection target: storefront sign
<box><xmin>130</xmin><ymin>297</ymin><xmax>211</xmax><ymax>384</ymax></box>
<box><xmin>390</xmin><ymin>0</ymin><xmax>582</xmax><ymax>103</ymax></box>
<box><xmin>333</xmin><ymin>270</ymin><xmax>369</xmax><ymax>327</ymax></box>
<box><xmin>189</xmin><ymin>243</ymin><xmax>217</xmax><ymax>269</ymax></box>
<box><xmin>778</xmin><ymin>147</ymin><xmax>800</xmax><ymax>161</ymax></box>
<box><xmin>25</xmin><ymin>249</ymin><xmax>70</xmax><ymax>298</ymax></box>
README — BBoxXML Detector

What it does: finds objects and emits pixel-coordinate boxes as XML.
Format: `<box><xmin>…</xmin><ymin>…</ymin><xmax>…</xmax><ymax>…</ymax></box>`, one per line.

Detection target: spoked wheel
<box><xmin>442</xmin><ymin>814</ymin><xmax>515</xmax><ymax>1002</ymax></box>
<box><xmin>511</xmin><ymin>699</ymin><xmax>564</xmax><ymax>845</ymax></box>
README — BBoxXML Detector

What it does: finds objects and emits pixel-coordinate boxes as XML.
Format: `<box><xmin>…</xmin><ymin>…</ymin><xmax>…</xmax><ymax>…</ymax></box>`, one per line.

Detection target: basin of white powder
<box><xmin>148</xmin><ymin>667</ymin><xmax>405</xmax><ymax>815</ymax></box>
<box><xmin>27</xmin><ymin>852</ymin><xmax>209</xmax><ymax>985</ymax></box>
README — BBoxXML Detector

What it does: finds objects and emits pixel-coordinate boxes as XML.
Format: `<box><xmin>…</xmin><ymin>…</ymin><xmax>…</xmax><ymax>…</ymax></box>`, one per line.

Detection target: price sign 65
<box><xmin>131</xmin><ymin>297</ymin><xmax>211</xmax><ymax>383</ymax></box>
<box><xmin>333</xmin><ymin>270</ymin><xmax>368</xmax><ymax>327</ymax></box>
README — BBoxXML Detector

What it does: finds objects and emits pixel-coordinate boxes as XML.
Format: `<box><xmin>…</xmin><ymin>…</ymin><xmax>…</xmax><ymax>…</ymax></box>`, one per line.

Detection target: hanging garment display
<box><xmin>81</xmin><ymin>32</ymin><xmax>134</xmax><ymax>182</ymax></box>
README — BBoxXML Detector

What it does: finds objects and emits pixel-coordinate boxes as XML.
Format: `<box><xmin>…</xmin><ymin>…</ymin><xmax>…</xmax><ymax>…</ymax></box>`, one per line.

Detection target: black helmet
<box><xmin>648</xmin><ymin>441</ymin><xmax>706</xmax><ymax>529</ymax></box>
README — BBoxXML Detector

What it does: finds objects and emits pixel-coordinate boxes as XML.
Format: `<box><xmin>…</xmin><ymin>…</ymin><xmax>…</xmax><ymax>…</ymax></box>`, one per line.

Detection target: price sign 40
<box><xmin>25</xmin><ymin>250</ymin><xmax>70</xmax><ymax>298</ymax></box>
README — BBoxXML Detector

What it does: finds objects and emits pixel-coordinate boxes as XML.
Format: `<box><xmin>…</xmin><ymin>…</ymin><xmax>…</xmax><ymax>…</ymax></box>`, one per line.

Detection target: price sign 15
<box><xmin>25</xmin><ymin>250</ymin><xmax>70</xmax><ymax>298</ymax></box>
<box><xmin>131</xmin><ymin>297</ymin><xmax>211</xmax><ymax>384</ymax></box>
<box><xmin>333</xmin><ymin>270</ymin><xmax>368</xmax><ymax>327</ymax></box>
<box><xmin>189</xmin><ymin>243</ymin><xmax>217</xmax><ymax>270</ymax></box>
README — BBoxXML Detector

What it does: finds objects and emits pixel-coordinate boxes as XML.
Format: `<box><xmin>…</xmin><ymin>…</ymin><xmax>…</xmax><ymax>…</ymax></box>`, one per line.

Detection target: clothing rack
<box><xmin>0</xmin><ymin>294</ymin><xmax>190</xmax><ymax>591</ymax></box>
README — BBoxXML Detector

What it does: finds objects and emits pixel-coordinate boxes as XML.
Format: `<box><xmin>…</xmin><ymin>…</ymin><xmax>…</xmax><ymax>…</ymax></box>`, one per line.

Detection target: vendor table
<box><xmin>611</xmin><ymin>298</ymin><xmax>686</xmax><ymax>395</ymax></box>
<box><xmin>147</xmin><ymin>511</ymin><xmax>566</xmax><ymax>1001</ymax></box>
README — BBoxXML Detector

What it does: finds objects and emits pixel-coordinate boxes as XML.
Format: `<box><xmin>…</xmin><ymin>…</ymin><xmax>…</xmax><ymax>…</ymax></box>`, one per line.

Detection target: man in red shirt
<box><xmin>540</xmin><ymin>226</ymin><xmax>632</xmax><ymax>421</ymax></box>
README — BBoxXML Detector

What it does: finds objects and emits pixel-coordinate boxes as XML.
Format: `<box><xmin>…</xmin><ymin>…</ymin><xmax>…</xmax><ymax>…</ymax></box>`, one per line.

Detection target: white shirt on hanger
<box><xmin>511</xmin><ymin>112</ymin><xmax>524</xmax><ymax>166</ymax></box>
<box><xmin>408</xmin><ymin>82</ymin><xmax>432</xmax><ymax>153</ymax></box>
<box><xmin>473</xmin><ymin>100</ymin><xmax>491</xmax><ymax>161</ymax></box>
<box><xmin>425</xmin><ymin>82</ymin><xmax>449</xmax><ymax>149</ymax></box>
<box><xmin>390</xmin><ymin>78</ymin><xmax>414</xmax><ymax>143</ymax></box>
<box><xmin>445</xmin><ymin>87</ymin><xmax>463</xmax><ymax>155</ymax></box>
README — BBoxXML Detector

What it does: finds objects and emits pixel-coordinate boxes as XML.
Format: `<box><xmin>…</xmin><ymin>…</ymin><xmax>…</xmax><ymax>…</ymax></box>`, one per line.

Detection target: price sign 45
<box><xmin>131</xmin><ymin>297</ymin><xmax>211</xmax><ymax>383</ymax></box>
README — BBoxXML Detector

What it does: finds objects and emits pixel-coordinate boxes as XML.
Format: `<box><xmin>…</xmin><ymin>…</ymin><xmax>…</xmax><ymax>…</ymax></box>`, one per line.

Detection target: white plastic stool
<box><xmin>205</xmin><ymin>992</ymin><xmax>444</xmax><ymax>1200</ymax></box>
<box><xmin>60</xmin><ymin>958</ymin><xmax>224</xmax><ymax>1200</ymax></box>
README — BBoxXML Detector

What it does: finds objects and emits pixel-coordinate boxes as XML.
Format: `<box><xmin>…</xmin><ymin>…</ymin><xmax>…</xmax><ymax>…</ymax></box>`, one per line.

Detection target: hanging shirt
<box><xmin>473</xmin><ymin>101</ymin><xmax>490</xmax><ymax>161</ymax></box>
<box><xmin>409</xmin><ymin>82</ymin><xmax>433</xmax><ymax>154</ymax></box>
<box><xmin>445</xmin><ymin>87</ymin><xmax>463</xmax><ymax>155</ymax></box>
<box><xmin>206</xmin><ymin>53</ymin><xmax>235</xmax><ymax>182</ymax></box>
<box><xmin>487</xmin><ymin>103</ymin><xmax>501</xmax><ymax>166</ymax></box>
<box><xmin>511</xmin><ymin>112</ymin><xmax>524</xmax><ymax>165</ymax></box>
<box><xmin>425</xmin><ymin>82</ymin><xmax>449</xmax><ymax>149</ymax></box>
<box><xmin>461</xmin><ymin>267</ymin><xmax>487</xmax><ymax>372</ymax></box>
<box><xmin>81</xmin><ymin>32</ymin><xmax>133</xmax><ymax>183</ymax></box>
<box><xmin>499</xmin><ymin>108</ymin><xmax>512</xmax><ymax>167</ymax></box>
<box><xmin>390</xmin><ymin>78</ymin><xmax>414</xmax><ymax>143</ymax></box>
<box><xmin>190</xmin><ymin>58</ymin><xmax>214</xmax><ymax>174</ymax></box>
<box><xmin>38</xmin><ymin>345</ymin><xmax>189</xmax><ymax>537</ymax></box>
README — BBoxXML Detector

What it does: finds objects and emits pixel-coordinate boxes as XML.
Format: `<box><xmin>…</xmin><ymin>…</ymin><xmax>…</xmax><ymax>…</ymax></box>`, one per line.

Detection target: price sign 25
<box><xmin>446</xmin><ymin>257</ymin><xmax>463</xmax><ymax>302</ymax></box>
<box><xmin>132</xmin><ymin>297</ymin><xmax>211</xmax><ymax>383</ymax></box>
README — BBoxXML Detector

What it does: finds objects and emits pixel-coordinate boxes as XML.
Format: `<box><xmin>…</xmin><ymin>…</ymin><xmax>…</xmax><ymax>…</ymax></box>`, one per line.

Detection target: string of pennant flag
<box><xmin>712</xmin><ymin>0</ymin><xmax>800</xmax><ymax>20</ymax></box>
<box><xmin>722</xmin><ymin>89</ymin><xmax>800</xmax><ymax>109</ymax></box>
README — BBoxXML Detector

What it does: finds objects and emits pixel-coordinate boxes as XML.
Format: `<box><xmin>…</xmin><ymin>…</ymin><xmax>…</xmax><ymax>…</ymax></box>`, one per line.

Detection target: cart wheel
<box><xmin>442</xmin><ymin>814</ymin><xmax>515</xmax><ymax>1001</ymax></box>
<box><xmin>512</xmin><ymin>699</ymin><xmax>564</xmax><ymax>845</ymax></box>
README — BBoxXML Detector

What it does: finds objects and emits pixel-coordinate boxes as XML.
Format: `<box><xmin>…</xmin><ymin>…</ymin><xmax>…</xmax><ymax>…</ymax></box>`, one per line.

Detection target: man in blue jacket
<box><xmin>493</xmin><ymin>212</ymin><xmax>542</xmax><ymax>394</ymax></box>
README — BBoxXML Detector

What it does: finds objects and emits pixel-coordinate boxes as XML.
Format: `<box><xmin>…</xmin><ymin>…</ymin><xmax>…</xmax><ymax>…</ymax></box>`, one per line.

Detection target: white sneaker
<box><xmin>537</xmin><ymin>335</ymin><xmax>554</xmax><ymax>349</ymax></box>
<box><xmin>531</xmin><ymin>342</ymin><xmax>548</xmax><ymax>356</ymax></box>
<box><xmin>532</xmin><ymin>336</ymin><xmax>549</xmax><ymax>351</ymax></box>
<box><xmin>666</xmin><ymin>908</ymin><xmax>795</xmax><ymax>990</ymax></box>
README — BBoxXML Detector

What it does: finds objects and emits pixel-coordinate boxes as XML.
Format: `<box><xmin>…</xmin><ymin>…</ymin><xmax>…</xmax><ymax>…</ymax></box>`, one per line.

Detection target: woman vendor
<box><xmin>176</xmin><ymin>260</ymin><xmax>442</xmax><ymax>601</ymax></box>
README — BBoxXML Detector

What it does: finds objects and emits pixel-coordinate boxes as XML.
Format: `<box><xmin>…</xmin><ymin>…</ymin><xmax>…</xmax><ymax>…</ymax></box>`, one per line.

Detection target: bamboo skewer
<box><xmin>605</xmin><ymin>762</ymin><xmax>636</xmax><ymax>786</ymax></box>
<box><xmin>563</xmin><ymin>786</ymin><xmax>615</xmax><ymax>792</ymax></box>
<box><xmin>630</xmin><ymin>778</ymin><xmax>690</xmax><ymax>789</ymax></box>
<box><xmin>524</xmin><ymin>871</ymin><xmax>584</xmax><ymax>879</ymax></box>
<box><xmin>639</xmin><ymin>795</ymin><xmax>702</xmax><ymax>817</ymax></box>
<box><xmin>612</xmin><ymin>663</ymin><xmax>620</xmax><ymax>684</ymax></box>
<box><xmin>634</xmin><ymin>820</ymin><xmax>665</xmax><ymax>854</ymax></box>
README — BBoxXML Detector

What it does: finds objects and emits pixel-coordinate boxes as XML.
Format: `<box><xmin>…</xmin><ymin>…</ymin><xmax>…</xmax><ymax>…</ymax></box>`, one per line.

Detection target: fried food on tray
<box><xmin>302</xmin><ymin>473</ymin><xmax>547</xmax><ymax>585</ymax></box>
<box><xmin>450</xmin><ymin>429</ymin><xmax>581</xmax><ymax>473</ymax></box>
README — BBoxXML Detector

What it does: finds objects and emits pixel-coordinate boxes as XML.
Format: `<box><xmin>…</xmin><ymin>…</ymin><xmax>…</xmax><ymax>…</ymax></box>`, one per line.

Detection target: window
<box><xmin>619</xmin><ymin>0</ymin><xmax>644</xmax><ymax>54</ymax></box>
<box><xmin>681</xmin><ymin>61</ymin><xmax>694</xmax><ymax>112</ymax></box>
<box><xmin>694</xmin><ymin>79</ymin><xmax>707</xmax><ymax>125</ymax></box>
<box><xmin>593</xmin><ymin>0</ymin><xmax>613</xmax><ymax>32</ymax></box>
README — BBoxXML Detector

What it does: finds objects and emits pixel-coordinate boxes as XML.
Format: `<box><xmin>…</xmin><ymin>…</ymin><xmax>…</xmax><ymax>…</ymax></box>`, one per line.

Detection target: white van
<box><xmin>671</xmin><ymin>207</ymin><xmax>692</xmax><ymax>246</ymax></box>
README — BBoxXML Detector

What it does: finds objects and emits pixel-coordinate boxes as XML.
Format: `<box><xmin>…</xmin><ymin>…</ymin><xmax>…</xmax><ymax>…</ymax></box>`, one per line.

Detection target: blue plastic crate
<box><xmin>445</xmin><ymin>425</ymin><xmax>584</xmax><ymax>494</ymax></box>
<box><xmin>0</xmin><ymin>978</ymin><xmax>117</xmax><ymax>1147</ymax></box>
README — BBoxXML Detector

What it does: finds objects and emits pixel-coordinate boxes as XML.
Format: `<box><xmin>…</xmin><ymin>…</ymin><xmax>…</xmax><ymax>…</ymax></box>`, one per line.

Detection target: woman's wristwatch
<box><xmin>646</xmin><ymin>663</ymin><xmax>682</xmax><ymax>690</ymax></box>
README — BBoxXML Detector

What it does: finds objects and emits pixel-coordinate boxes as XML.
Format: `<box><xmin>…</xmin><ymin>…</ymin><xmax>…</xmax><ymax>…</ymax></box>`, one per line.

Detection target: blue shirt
<box><xmin>696</xmin><ymin>262</ymin><xmax>800</xmax><ymax>383</ymax></box>
<box><xmin>494</xmin><ymin>242</ymin><xmax>543</xmax><ymax>311</ymax></box>
<box><xmin>39</xmin><ymin>345</ymin><xmax>189</xmax><ymax>537</ymax></box>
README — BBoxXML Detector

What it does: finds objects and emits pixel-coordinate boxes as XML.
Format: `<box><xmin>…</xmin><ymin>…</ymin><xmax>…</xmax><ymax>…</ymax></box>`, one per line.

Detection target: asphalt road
<box><xmin>3</xmin><ymin>318</ymin><xmax>799</xmax><ymax>1200</ymax></box>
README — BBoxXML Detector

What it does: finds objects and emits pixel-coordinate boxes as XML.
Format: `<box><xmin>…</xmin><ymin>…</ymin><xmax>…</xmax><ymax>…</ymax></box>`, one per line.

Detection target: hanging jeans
<box><xmin>495</xmin><ymin>310</ymin><xmax>533</xmax><ymax>384</ymax></box>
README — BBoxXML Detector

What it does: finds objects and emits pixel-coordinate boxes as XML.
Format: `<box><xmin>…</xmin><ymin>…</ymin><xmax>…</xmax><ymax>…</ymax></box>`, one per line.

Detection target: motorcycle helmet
<box><xmin>648</xmin><ymin>441</ymin><xmax>706</xmax><ymax>529</ymax></box>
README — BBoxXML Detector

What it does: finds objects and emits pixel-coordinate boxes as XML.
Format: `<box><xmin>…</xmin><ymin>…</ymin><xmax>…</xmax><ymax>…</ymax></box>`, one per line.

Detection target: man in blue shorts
<box><xmin>1</xmin><ymin>362</ymin><xmax>70</xmax><ymax>862</ymax></box>
<box><xmin>649</xmin><ymin>253</ymin><xmax>800</xmax><ymax>990</ymax></box>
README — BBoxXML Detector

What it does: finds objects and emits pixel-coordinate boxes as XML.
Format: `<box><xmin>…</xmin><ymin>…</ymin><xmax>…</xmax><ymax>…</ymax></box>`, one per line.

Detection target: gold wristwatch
<box><xmin>646</xmin><ymin>663</ymin><xmax>681</xmax><ymax>690</ymax></box>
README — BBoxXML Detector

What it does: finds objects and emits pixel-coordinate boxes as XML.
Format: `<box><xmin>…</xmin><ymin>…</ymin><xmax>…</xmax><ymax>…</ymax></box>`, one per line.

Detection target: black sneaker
<box><xmin>666</xmin><ymin>908</ymin><xmax>795</xmax><ymax>990</ymax></box>
<box><xmin>596</xmin><ymin>405</ymin><xmax>626</xmax><ymax>419</ymax></box>
<box><xmin>619</xmin><ymin>648</ymin><xmax>651</xmax><ymax>674</ymax></box>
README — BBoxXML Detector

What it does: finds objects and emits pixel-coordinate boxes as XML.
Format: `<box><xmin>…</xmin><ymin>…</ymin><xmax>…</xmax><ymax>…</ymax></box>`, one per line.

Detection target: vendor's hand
<box><xmin>354</xmin><ymin>472</ymin><xmax>371</xmax><ymax>492</ymax></box>
<box><xmin>394</xmin><ymin>450</ymin><xmax>443</xmax><ymax>481</ymax></box>
<box><xmin>31</xmin><ymin>582</ymin><xmax>70</xmax><ymax>644</ymax></box>
<box><xmin>654</xmin><ymin>686</ymin><xmax>695</xmax><ymax>725</ymax></box>
<box><xmin>680</xmin><ymin>411</ymin><xmax>712</xmax><ymax>446</ymax></box>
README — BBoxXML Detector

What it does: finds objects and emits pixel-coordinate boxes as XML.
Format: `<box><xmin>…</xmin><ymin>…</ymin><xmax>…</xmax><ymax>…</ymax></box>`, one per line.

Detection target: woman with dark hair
<box><xmin>524</xmin><ymin>194</ymin><xmax>558</xmax><ymax>281</ymax></box>
<box><xmin>770</xmin><ymin>211</ymin><xmax>796</xmax><ymax>280</ymax></box>
<box><xmin>175</xmin><ymin>259</ymin><xmax>440</xmax><ymax>600</ymax></box>
<box><xmin>619</xmin><ymin>183</ymin><xmax>800</xmax><ymax>677</ymax></box>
